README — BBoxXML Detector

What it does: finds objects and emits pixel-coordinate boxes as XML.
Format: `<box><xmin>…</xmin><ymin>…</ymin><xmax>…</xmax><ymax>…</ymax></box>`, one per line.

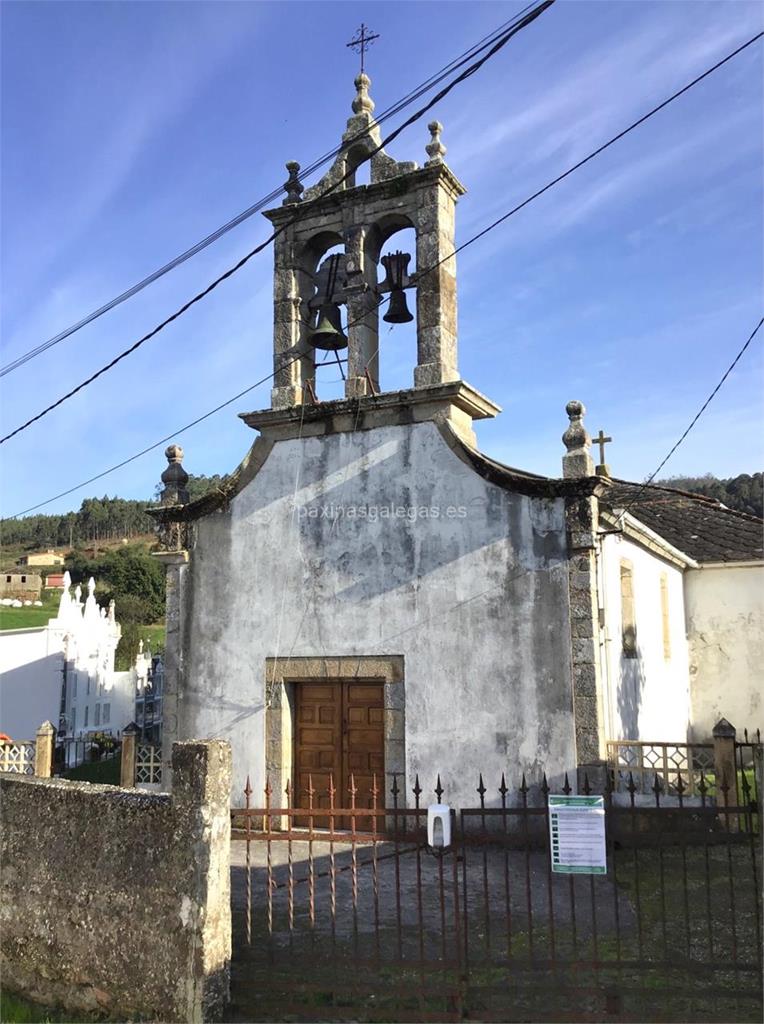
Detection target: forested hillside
<box><xmin>657</xmin><ymin>472</ymin><xmax>762</xmax><ymax>517</ymax></box>
<box><xmin>0</xmin><ymin>474</ymin><xmax>227</xmax><ymax>552</ymax></box>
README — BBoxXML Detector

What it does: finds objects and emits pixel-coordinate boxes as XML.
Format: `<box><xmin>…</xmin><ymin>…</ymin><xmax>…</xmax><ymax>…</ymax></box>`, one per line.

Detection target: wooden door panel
<box><xmin>295</xmin><ymin>681</ymin><xmax>386</xmax><ymax>831</ymax></box>
<box><xmin>295</xmin><ymin>683</ymin><xmax>342</xmax><ymax>814</ymax></box>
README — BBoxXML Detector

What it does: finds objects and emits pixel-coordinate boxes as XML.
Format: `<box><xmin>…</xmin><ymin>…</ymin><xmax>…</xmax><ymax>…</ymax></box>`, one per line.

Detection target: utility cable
<box><xmin>323</xmin><ymin>29</ymin><xmax>757</xmax><ymax>335</ymax></box>
<box><xmin>0</xmin><ymin>0</ymin><xmax>555</xmax><ymax>445</ymax></box>
<box><xmin>4</xmin><ymin>24</ymin><xmax>761</xmax><ymax>517</ymax></box>
<box><xmin>615</xmin><ymin>315</ymin><xmax>763</xmax><ymax>520</ymax></box>
<box><xmin>0</xmin><ymin>3</ymin><xmax>537</xmax><ymax>379</ymax></box>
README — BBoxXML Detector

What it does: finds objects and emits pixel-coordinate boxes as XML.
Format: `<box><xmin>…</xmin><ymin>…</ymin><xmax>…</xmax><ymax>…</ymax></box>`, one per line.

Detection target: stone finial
<box><xmin>352</xmin><ymin>72</ymin><xmax>375</xmax><ymax>115</ymax></box>
<box><xmin>160</xmin><ymin>443</ymin><xmax>190</xmax><ymax>505</ymax></box>
<box><xmin>562</xmin><ymin>400</ymin><xmax>594</xmax><ymax>479</ymax></box>
<box><xmin>425</xmin><ymin>121</ymin><xmax>446</xmax><ymax>165</ymax></box>
<box><xmin>282</xmin><ymin>161</ymin><xmax>304</xmax><ymax>206</ymax></box>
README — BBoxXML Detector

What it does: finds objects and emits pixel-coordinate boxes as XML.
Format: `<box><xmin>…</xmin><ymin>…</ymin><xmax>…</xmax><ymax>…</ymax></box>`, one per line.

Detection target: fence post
<box><xmin>712</xmin><ymin>717</ymin><xmax>736</xmax><ymax>821</ymax></box>
<box><xmin>120</xmin><ymin>722</ymin><xmax>138</xmax><ymax>789</ymax></box>
<box><xmin>34</xmin><ymin>721</ymin><xmax>55</xmax><ymax>778</ymax></box>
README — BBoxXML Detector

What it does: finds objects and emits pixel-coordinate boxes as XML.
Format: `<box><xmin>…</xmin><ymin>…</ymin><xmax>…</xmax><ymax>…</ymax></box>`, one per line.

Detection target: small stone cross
<box><xmin>594</xmin><ymin>429</ymin><xmax>612</xmax><ymax>467</ymax></box>
<box><xmin>346</xmin><ymin>24</ymin><xmax>380</xmax><ymax>75</ymax></box>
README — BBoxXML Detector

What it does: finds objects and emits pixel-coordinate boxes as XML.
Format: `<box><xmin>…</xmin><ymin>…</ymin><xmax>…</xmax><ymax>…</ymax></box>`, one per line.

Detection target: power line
<box><xmin>2</xmin><ymin>352</ymin><xmax>309</xmax><ymax>520</ymax></box>
<box><xmin>0</xmin><ymin>3</ymin><xmax>537</xmax><ymax>379</ymax></box>
<box><xmin>335</xmin><ymin>29</ymin><xmax>762</xmax><ymax>331</ymax></box>
<box><xmin>616</xmin><ymin>315</ymin><xmax>763</xmax><ymax>519</ymax></box>
<box><xmin>0</xmin><ymin>0</ymin><xmax>555</xmax><ymax>446</ymax></box>
<box><xmin>447</xmin><ymin>30</ymin><xmax>764</xmax><ymax>258</ymax></box>
<box><xmin>4</xmin><ymin>25</ymin><xmax>761</xmax><ymax>517</ymax></box>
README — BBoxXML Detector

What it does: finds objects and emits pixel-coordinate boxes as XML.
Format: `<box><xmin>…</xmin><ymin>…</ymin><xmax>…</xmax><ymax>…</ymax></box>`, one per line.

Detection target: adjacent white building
<box><xmin>0</xmin><ymin>573</ymin><xmax>162</xmax><ymax>745</ymax></box>
<box><xmin>599</xmin><ymin>482</ymin><xmax>763</xmax><ymax>744</ymax></box>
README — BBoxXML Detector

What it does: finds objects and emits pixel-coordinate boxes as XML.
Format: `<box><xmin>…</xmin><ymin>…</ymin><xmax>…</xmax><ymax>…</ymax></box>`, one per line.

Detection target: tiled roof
<box><xmin>602</xmin><ymin>479</ymin><xmax>763</xmax><ymax>563</ymax></box>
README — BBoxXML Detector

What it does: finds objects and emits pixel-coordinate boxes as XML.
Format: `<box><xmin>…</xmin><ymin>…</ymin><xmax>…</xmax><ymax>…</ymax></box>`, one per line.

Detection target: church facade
<box><xmin>150</xmin><ymin>75</ymin><xmax>762</xmax><ymax>807</ymax></box>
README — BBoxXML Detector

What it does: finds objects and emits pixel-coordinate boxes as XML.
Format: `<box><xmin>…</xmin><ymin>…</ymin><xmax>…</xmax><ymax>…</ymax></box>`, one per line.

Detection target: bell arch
<box><xmin>369</xmin><ymin>220</ymin><xmax>417</xmax><ymax>394</ymax></box>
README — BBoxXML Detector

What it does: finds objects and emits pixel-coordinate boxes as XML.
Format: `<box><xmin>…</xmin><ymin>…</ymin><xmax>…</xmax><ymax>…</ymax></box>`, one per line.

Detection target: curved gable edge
<box><xmin>147</xmin><ymin>419</ymin><xmax>603</xmax><ymax>529</ymax></box>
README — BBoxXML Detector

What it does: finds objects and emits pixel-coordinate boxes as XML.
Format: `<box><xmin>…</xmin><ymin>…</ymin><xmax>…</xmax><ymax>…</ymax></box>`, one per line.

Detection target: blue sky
<box><xmin>1</xmin><ymin>0</ymin><xmax>762</xmax><ymax>519</ymax></box>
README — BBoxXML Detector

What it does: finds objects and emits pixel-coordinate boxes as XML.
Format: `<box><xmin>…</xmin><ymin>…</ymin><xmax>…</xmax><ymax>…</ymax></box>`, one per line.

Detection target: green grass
<box><xmin>65</xmin><ymin>753</ymin><xmax>121</xmax><ymax>786</ymax></box>
<box><xmin>0</xmin><ymin>595</ymin><xmax>60</xmax><ymax>632</ymax></box>
<box><xmin>137</xmin><ymin>624</ymin><xmax>165</xmax><ymax>654</ymax></box>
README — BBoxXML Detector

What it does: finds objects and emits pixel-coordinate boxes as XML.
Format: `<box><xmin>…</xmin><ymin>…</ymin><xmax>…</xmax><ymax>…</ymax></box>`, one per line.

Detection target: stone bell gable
<box><xmin>263</xmin><ymin>73</ymin><xmax>465</xmax><ymax>407</ymax></box>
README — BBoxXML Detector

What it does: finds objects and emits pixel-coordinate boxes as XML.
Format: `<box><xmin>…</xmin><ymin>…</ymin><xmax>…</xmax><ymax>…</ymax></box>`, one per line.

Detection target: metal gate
<box><xmin>230</xmin><ymin>768</ymin><xmax>762</xmax><ymax>1022</ymax></box>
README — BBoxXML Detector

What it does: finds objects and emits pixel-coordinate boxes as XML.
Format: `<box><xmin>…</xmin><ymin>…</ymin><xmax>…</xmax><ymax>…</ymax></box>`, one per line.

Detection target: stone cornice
<box><xmin>239</xmin><ymin>380</ymin><xmax>500</xmax><ymax>438</ymax></box>
<box><xmin>263</xmin><ymin>162</ymin><xmax>466</xmax><ymax>226</ymax></box>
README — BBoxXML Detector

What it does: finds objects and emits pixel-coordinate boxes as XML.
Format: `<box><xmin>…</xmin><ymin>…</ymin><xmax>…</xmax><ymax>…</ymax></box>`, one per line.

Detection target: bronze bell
<box><xmin>308</xmin><ymin>302</ymin><xmax>348</xmax><ymax>351</ymax></box>
<box><xmin>384</xmin><ymin>287</ymin><xmax>414</xmax><ymax>324</ymax></box>
<box><xmin>381</xmin><ymin>250</ymin><xmax>414</xmax><ymax>324</ymax></box>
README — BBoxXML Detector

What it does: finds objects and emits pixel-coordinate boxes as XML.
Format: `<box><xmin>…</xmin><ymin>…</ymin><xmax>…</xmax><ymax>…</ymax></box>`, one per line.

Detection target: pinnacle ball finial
<box><xmin>160</xmin><ymin>442</ymin><xmax>190</xmax><ymax>504</ymax></box>
<box><xmin>425</xmin><ymin>121</ymin><xmax>446</xmax><ymax>165</ymax></box>
<box><xmin>562</xmin><ymin>399</ymin><xmax>594</xmax><ymax>478</ymax></box>
<box><xmin>352</xmin><ymin>72</ymin><xmax>374</xmax><ymax>115</ymax></box>
<box><xmin>282</xmin><ymin>161</ymin><xmax>304</xmax><ymax>206</ymax></box>
<box><xmin>563</xmin><ymin>400</ymin><xmax>589</xmax><ymax>452</ymax></box>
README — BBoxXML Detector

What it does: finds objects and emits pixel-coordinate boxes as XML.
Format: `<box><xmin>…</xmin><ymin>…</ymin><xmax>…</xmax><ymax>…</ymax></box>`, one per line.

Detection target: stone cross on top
<box><xmin>346</xmin><ymin>24</ymin><xmax>380</xmax><ymax>75</ymax></box>
<box><xmin>594</xmin><ymin>429</ymin><xmax>612</xmax><ymax>478</ymax></box>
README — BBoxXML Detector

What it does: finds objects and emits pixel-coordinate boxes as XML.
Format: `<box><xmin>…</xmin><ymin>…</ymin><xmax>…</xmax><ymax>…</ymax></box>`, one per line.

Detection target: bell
<box><xmin>381</xmin><ymin>250</ymin><xmax>414</xmax><ymax>324</ymax></box>
<box><xmin>383</xmin><ymin>287</ymin><xmax>414</xmax><ymax>324</ymax></box>
<box><xmin>308</xmin><ymin>302</ymin><xmax>348</xmax><ymax>351</ymax></box>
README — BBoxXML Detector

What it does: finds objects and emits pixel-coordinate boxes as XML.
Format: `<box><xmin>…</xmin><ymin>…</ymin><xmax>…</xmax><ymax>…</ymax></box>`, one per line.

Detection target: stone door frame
<box><xmin>264</xmin><ymin>656</ymin><xmax>405</xmax><ymax>808</ymax></box>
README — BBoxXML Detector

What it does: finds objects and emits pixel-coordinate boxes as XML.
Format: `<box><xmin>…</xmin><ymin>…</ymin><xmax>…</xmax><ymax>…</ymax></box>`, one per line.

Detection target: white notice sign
<box><xmin>549</xmin><ymin>795</ymin><xmax>607</xmax><ymax>874</ymax></box>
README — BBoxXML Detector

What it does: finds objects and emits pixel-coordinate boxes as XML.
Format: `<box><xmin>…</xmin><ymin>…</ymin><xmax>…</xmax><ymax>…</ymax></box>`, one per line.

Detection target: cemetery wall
<box><xmin>0</xmin><ymin>740</ymin><xmax>231</xmax><ymax>1023</ymax></box>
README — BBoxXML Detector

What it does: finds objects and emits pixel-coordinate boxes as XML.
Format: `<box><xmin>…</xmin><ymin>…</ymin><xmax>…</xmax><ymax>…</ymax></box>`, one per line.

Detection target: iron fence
<box><xmin>53</xmin><ymin>731</ymin><xmax>122</xmax><ymax>774</ymax></box>
<box><xmin>736</xmin><ymin>728</ymin><xmax>762</xmax><ymax>809</ymax></box>
<box><xmin>230</xmin><ymin>769</ymin><xmax>761</xmax><ymax>1023</ymax></box>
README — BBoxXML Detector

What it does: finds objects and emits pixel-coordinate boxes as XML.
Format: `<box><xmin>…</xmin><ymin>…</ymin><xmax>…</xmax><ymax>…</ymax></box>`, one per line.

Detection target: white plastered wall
<box><xmin>599</xmin><ymin>534</ymin><xmax>691</xmax><ymax>742</ymax></box>
<box><xmin>685</xmin><ymin>562</ymin><xmax>764</xmax><ymax>741</ymax></box>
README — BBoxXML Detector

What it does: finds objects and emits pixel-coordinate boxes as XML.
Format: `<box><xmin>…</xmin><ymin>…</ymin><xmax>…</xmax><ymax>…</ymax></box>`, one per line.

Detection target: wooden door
<box><xmin>295</xmin><ymin>681</ymin><xmax>385</xmax><ymax>830</ymax></box>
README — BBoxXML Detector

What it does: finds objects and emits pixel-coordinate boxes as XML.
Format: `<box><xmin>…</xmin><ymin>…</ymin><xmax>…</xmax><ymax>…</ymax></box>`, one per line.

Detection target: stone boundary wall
<box><xmin>0</xmin><ymin>740</ymin><xmax>231</xmax><ymax>1023</ymax></box>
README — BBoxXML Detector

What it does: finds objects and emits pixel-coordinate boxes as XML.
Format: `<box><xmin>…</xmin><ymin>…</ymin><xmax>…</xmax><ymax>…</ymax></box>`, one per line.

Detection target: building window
<box><xmin>84</xmin><ymin>706</ymin><xmax>89</xmax><ymax>728</ymax></box>
<box><xmin>72</xmin><ymin>675</ymin><xmax>77</xmax><ymax>700</ymax></box>
<box><xmin>620</xmin><ymin>560</ymin><xmax>637</xmax><ymax>658</ymax></box>
<box><xmin>86</xmin><ymin>676</ymin><xmax>90</xmax><ymax>696</ymax></box>
<box><xmin>103</xmin><ymin>704</ymin><xmax>110</xmax><ymax>725</ymax></box>
<box><xmin>5</xmin><ymin>576</ymin><xmax>10</xmax><ymax>583</ymax></box>
<box><xmin>660</xmin><ymin>573</ymin><xmax>671</xmax><ymax>660</ymax></box>
<box><xmin>71</xmin><ymin>708</ymin><xmax>76</xmax><ymax>733</ymax></box>
<box><xmin>21</xmin><ymin>575</ymin><xmax>26</xmax><ymax>583</ymax></box>
<box><xmin>94</xmin><ymin>703</ymin><xmax>101</xmax><ymax>727</ymax></box>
